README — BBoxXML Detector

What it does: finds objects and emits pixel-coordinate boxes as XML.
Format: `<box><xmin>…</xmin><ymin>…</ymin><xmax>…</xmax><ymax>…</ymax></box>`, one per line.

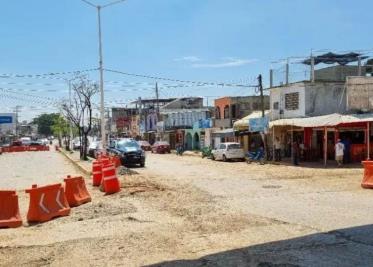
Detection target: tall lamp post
<box><xmin>81</xmin><ymin>0</ymin><xmax>126</xmax><ymax>149</ymax></box>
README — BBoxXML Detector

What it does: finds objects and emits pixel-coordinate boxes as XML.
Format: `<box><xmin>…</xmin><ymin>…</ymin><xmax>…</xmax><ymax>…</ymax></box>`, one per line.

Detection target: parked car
<box><xmin>88</xmin><ymin>141</ymin><xmax>103</xmax><ymax>158</ymax></box>
<box><xmin>72</xmin><ymin>138</ymin><xmax>81</xmax><ymax>150</ymax></box>
<box><xmin>138</xmin><ymin>140</ymin><xmax>151</xmax><ymax>151</ymax></box>
<box><xmin>151</xmin><ymin>141</ymin><xmax>171</xmax><ymax>154</ymax></box>
<box><xmin>38</xmin><ymin>138</ymin><xmax>49</xmax><ymax>146</ymax></box>
<box><xmin>108</xmin><ymin>138</ymin><xmax>145</xmax><ymax>167</ymax></box>
<box><xmin>211</xmin><ymin>142</ymin><xmax>245</xmax><ymax>162</ymax></box>
<box><xmin>20</xmin><ymin>137</ymin><xmax>31</xmax><ymax>146</ymax></box>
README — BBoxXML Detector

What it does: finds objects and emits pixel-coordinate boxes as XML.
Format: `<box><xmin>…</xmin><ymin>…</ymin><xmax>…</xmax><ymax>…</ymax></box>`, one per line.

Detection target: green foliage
<box><xmin>32</xmin><ymin>113</ymin><xmax>60</xmax><ymax>137</ymax></box>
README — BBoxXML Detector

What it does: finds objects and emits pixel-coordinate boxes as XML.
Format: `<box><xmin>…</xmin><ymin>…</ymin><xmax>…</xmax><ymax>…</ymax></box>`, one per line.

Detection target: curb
<box><xmin>58</xmin><ymin>149</ymin><xmax>92</xmax><ymax>176</ymax></box>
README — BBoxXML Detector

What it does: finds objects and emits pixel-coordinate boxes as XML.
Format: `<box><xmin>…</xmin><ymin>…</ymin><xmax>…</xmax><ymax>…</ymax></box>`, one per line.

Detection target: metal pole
<box><xmin>68</xmin><ymin>80</ymin><xmax>73</xmax><ymax>150</ymax></box>
<box><xmin>324</xmin><ymin>127</ymin><xmax>327</xmax><ymax>167</ymax></box>
<box><xmin>97</xmin><ymin>6</ymin><xmax>106</xmax><ymax>149</ymax></box>
<box><xmin>367</xmin><ymin>122</ymin><xmax>370</xmax><ymax>160</ymax></box>
<box><xmin>285</xmin><ymin>58</ymin><xmax>289</xmax><ymax>85</ymax></box>
<box><xmin>358</xmin><ymin>57</ymin><xmax>362</xmax><ymax>76</ymax></box>
<box><xmin>311</xmin><ymin>55</ymin><xmax>315</xmax><ymax>83</ymax></box>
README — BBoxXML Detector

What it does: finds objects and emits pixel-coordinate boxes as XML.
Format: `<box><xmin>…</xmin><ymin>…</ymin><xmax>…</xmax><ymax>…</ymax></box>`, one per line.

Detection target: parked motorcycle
<box><xmin>201</xmin><ymin>146</ymin><xmax>212</xmax><ymax>158</ymax></box>
<box><xmin>246</xmin><ymin>147</ymin><xmax>265</xmax><ymax>164</ymax></box>
<box><xmin>176</xmin><ymin>145</ymin><xmax>184</xmax><ymax>156</ymax></box>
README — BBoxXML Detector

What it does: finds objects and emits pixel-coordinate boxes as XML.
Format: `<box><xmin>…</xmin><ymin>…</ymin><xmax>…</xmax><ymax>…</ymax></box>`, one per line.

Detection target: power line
<box><xmin>104</xmin><ymin>68</ymin><xmax>258</xmax><ymax>88</ymax></box>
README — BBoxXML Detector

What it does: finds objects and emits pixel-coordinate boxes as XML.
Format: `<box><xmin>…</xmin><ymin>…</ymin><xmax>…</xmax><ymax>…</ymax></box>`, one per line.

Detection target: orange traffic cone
<box><xmin>64</xmin><ymin>176</ymin><xmax>92</xmax><ymax>207</ymax></box>
<box><xmin>0</xmin><ymin>190</ymin><xmax>22</xmax><ymax>228</ymax></box>
<box><xmin>102</xmin><ymin>163</ymin><xmax>120</xmax><ymax>194</ymax></box>
<box><xmin>26</xmin><ymin>184</ymin><xmax>70</xmax><ymax>223</ymax></box>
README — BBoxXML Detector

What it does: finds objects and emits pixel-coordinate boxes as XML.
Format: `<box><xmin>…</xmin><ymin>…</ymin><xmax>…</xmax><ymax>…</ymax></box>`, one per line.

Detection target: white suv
<box><xmin>212</xmin><ymin>142</ymin><xmax>245</xmax><ymax>162</ymax></box>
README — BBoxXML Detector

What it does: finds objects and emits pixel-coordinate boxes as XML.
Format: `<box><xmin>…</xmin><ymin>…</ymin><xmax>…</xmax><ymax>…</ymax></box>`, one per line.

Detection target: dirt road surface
<box><xmin>1</xmin><ymin>151</ymin><xmax>373</xmax><ymax>266</ymax></box>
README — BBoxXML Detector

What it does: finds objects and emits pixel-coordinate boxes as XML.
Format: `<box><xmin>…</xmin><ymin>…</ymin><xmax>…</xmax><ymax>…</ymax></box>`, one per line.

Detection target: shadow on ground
<box><xmin>147</xmin><ymin>224</ymin><xmax>373</xmax><ymax>267</ymax></box>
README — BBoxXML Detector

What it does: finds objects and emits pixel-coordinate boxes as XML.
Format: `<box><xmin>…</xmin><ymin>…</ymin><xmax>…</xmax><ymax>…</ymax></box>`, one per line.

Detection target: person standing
<box><xmin>274</xmin><ymin>137</ymin><xmax>282</xmax><ymax>161</ymax></box>
<box><xmin>335</xmin><ymin>139</ymin><xmax>345</xmax><ymax>167</ymax></box>
<box><xmin>292</xmin><ymin>140</ymin><xmax>300</xmax><ymax>166</ymax></box>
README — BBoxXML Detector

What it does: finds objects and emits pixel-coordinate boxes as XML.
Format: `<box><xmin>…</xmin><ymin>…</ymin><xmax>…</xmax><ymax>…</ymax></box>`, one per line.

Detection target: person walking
<box><xmin>274</xmin><ymin>137</ymin><xmax>282</xmax><ymax>161</ymax></box>
<box><xmin>335</xmin><ymin>139</ymin><xmax>345</xmax><ymax>167</ymax></box>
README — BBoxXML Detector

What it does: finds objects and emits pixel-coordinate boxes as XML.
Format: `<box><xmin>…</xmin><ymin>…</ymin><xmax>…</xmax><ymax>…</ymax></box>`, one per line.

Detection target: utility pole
<box><xmin>258</xmin><ymin>74</ymin><xmax>268</xmax><ymax>160</ymax></box>
<box><xmin>258</xmin><ymin>75</ymin><xmax>265</xmax><ymax>118</ymax></box>
<box><xmin>68</xmin><ymin>79</ymin><xmax>73</xmax><ymax>150</ymax></box>
<box><xmin>81</xmin><ymin>0</ymin><xmax>127</xmax><ymax>150</ymax></box>
<box><xmin>155</xmin><ymin>82</ymin><xmax>160</xmax><ymax>114</ymax></box>
<box><xmin>138</xmin><ymin>97</ymin><xmax>142</xmax><ymax>136</ymax></box>
<box><xmin>14</xmin><ymin>105</ymin><xmax>20</xmax><ymax>138</ymax></box>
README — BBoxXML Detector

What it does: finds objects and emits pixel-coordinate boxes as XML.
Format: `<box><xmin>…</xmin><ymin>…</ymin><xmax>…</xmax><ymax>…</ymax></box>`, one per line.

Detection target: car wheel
<box><xmin>223</xmin><ymin>155</ymin><xmax>227</xmax><ymax>162</ymax></box>
<box><xmin>140</xmin><ymin>161</ymin><xmax>145</xmax><ymax>167</ymax></box>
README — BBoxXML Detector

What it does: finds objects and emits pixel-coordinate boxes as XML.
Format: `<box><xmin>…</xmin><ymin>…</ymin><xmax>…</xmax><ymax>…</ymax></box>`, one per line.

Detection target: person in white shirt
<box><xmin>335</xmin><ymin>139</ymin><xmax>345</xmax><ymax>167</ymax></box>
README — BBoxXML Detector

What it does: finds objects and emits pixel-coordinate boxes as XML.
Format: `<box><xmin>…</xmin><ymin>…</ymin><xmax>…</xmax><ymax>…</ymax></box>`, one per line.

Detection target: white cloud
<box><xmin>174</xmin><ymin>56</ymin><xmax>201</xmax><ymax>62</ymax></box>
<box><xmin>192</xmin><ymin>58</ymin><xmax>257</xmax><ymax>68</ymax></box>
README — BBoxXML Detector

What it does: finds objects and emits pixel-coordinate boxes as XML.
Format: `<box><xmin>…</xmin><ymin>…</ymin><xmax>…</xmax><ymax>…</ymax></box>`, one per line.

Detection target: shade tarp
<box><xmin>233</xmin><ymin>110</ymin><xmax>270</xmax><ymax>130</ymax></box>
<box><xmin>302</xmin><ymin>52</ymin><xmax>367</xmax><ymax>66</ymax></box>
<box><xmin>270</xmin><ymin>113</ymin><xmax>373</xmax><ymax>128</ymax></box>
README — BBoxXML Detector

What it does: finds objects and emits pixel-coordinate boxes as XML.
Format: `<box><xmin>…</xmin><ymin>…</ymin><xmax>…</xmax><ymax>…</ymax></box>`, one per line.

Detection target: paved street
<box><xmin>0</xmin><ymin>149</ymin><xmax>80</xmax><ymax>190</ymax></box>
<box><xmin>1</xmin><ymin>151</ymin><xmax>373</xmax><ymax>266</ymax></box>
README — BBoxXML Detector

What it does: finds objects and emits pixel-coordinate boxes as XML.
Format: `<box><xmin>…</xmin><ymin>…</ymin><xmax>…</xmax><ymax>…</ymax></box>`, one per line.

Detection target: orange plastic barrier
<box><xmin>64</xmin><ymin>175</ymin><xmax>92</xmax><ymax>207</ymax></box>
<box><xmin>111</xmin><ymin>155</ymin><xmax>122</xmax><ymax>168</ymax></box>
<box><xmin>362</xmin><ymin>161</ymin><xmax>373</xmax><ymax>189</ymax></box>
<box><xmin>92</xmin><ymin>162</ymin><xmax>103</xmax><ymax>186</ymax></box>
<box><xmin>102</xmin><ymin>163</ymin><xmax>120</xmax><ymax>194</ymax></box>
<box><xmin>0</xmin><ymin>190</ymin><xmax>22</xmax><ymax>228</ymax></box>
<box><xmin>25</xmin><ymin>183</ymin><xmax>70</xmax><ymax>223</ymax></box>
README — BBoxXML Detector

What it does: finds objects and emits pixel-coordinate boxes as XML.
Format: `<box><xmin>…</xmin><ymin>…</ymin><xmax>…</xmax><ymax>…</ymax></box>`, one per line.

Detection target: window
<box><xmin>273</xmin><ymin>102</ymin><xmax>279</xmax><ymax>110</ymax></box>
<box><xmin>215</xmin><ymin>107</ymin><xmax>221</xmax><ymax>119</ymax></box>
<box><xmin>224</xmin><ymin>105</ymin><xmax>230</xmax><ymax>119</ymax></box>
<box><xmin>219</xmin><ymin>144</ymin><xmax>226</xmax><ymax>149</ymax></box>
<box><xmin>228</xmin><ymin>144</ymin><xmax>241</xmax><ymax>149</ymax></box>
<box><xmin>285</xmin><ymin>92</ymin><xmax>299</xmax><ymax>110</ymax></box>
<box><xmin>231</xmin><ymin>104</ymin><xmax>237</xmax><ymax>118</ymax></box>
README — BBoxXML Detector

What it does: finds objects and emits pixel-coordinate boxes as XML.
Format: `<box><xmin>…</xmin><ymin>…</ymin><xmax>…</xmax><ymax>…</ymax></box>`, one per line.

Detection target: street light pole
<box><xmin>81</xmin><ymin>0</ymin><xmax>126</xmax><ymax>150</ymax></box>
<box><xmin>97</xmin><ymin>5</ymin><xmax>106</xmax><ymax>149</ymax></box>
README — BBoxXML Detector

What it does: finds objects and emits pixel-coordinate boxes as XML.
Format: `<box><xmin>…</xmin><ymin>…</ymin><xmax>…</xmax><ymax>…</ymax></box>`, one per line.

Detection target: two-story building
<box><xmin>214</xmin><ymin>96</ymin><xmax>270</xmax><ymax>128</ymax></box>
<box><xmin>269</xmin><ymin>60</ymin><xmax>373</xmax><ymax>164</ymax></box>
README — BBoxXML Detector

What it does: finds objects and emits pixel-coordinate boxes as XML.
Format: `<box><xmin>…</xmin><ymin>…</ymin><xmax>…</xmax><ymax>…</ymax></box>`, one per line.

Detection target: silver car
<box><xmin>212</xmin><ymin>142</ymin><xmax>245</xmax><ymax>162</ymax></box>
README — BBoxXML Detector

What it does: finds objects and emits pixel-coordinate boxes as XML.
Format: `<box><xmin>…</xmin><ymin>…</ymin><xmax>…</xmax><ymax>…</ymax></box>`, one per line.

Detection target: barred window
<box><xmin>273</xmin><ymin>102</ymin><xmax>279</xmax><ymax>110</ymax></box>
<box><xmin>285</xmin><ymin>92</ymin><xmax>299</xmax><ymax>110</ymax></box>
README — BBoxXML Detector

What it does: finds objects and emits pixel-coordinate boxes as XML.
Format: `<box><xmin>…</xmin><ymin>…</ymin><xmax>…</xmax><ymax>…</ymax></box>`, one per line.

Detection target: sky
<box><xmin>1</xmin><ymin>0</ymin><xmax>373</xmax><ymax>121</ymax></box>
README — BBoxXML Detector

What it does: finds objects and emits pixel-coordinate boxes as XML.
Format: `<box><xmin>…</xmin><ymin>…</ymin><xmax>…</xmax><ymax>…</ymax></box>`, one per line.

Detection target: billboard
<box><xmin>249</xmin><ymin>117</ymin><xmax>269</xmax><ymax>133</ymax></box>
<box><xmin>0</xmin><ymin>116</ymin><xmax>13</xmax><ymax>124</ymax></box>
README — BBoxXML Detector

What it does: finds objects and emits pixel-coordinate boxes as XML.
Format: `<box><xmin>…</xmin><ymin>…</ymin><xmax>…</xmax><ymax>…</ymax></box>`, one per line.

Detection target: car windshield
<box><xmin>117</xmin><ymin>140</ymin><xmax>139</xmax><ymax>150</ymax></box>
<box><xmin>228</xmin><ymin>144</ymin><xmax>241</xmax><ymax>149</ymax></box>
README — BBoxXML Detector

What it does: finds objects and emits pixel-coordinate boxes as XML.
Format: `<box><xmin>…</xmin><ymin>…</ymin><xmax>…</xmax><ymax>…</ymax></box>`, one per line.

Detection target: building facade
<box><xmin>270</xmin><ymin>81</ymin><xmax>346</xmax><ymax>120</ymax></box>
<box><xmin>214</xmin><ymin>96</ymin><xmax>269</xmax><ymax>128</ymax></box>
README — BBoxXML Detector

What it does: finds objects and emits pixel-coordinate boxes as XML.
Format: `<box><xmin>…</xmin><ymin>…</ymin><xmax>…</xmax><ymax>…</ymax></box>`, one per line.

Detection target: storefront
<box><xmin>270</xmin><ymin>113</ymin><xmax>373</xmax><ymax>165</ymax></box>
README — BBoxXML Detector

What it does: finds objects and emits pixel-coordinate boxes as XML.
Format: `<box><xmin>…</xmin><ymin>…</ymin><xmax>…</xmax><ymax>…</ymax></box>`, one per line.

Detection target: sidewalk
<box><xmin>58</xmin><ymin>148</ymin><xmax>92</xmax><ymax>175</ymax></box>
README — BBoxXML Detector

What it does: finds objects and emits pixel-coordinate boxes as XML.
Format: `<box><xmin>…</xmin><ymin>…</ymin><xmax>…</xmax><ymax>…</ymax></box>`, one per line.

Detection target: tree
<box><xmin>51</xmin><ymin>115</ymin><xmax>76</xmax><ymax>149</ymax></box>
<box><xmin>32</xmin><ymin>113</ymin><xmax>60</xmax><ymax>137</ymax></box>
<box><xmin>62</xmin><ymin>76</ymin><xmax>98</xmax><ymax>160</ymax></box>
